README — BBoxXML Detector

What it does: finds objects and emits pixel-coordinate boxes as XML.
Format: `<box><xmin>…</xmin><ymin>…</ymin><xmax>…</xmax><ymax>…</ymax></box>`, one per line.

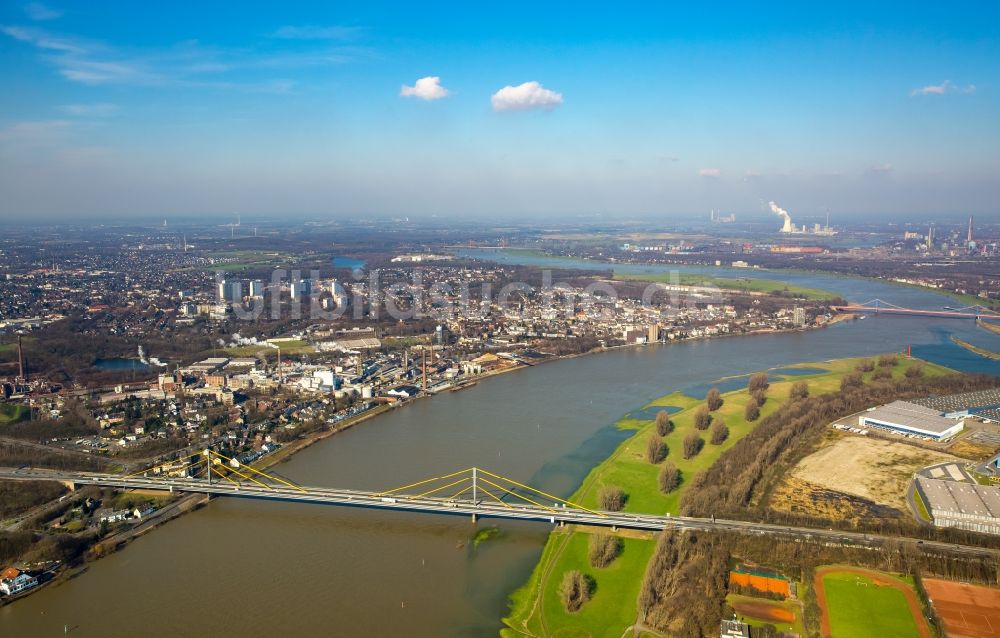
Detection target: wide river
<box><xmin>3</xmin><ymin>252</ymin><xmax>999</xmax><ymax>637</ymax></box>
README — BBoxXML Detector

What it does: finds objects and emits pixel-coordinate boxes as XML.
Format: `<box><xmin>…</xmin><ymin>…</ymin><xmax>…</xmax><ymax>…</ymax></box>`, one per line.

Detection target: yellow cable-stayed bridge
<box><xmin>0</xmin><ymin>452</ymin><xmax>997</xmax><ymax>559</ymax></box>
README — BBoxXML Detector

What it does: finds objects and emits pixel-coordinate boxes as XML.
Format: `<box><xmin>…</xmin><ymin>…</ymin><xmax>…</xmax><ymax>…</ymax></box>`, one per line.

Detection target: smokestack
<box><xmin>422</xmin><ymin>348</ymin><xmax>427</xmax><ymax>392</ymax></box>
<box><xmin>769</xmin><ymin>201</ymin><xmax>793</xmax><ymax>233</ymax></box>
<box><xmin>17</xmin><ymin>335</ymin><xmax>24</xmax><ymax>380</ymax></box>
<box><xmin>968</xmin><ymin>216</ymin><xmax>974</xmax><ymax>243</ymax></box>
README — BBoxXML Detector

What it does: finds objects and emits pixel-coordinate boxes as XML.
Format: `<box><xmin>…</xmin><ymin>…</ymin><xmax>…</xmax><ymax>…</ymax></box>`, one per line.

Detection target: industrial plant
<box><xmin>769</xmin><ymin>201</ymin><xmax>837</xmax><ymax>235</ymax></box>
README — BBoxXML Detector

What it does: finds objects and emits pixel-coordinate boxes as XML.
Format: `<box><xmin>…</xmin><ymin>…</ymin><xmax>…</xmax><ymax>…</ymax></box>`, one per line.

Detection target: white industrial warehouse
<box><xmin>859</xmin><ymin>400</ymin><xmax>964</xmax><ymax>441</ymax></box>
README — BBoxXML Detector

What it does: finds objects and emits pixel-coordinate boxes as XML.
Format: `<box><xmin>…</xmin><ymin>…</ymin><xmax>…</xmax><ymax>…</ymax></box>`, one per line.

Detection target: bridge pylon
<box><xmin>376</xmin><ymin>467</ymin><xmax>606</xmax><ymax>522</ymax></box>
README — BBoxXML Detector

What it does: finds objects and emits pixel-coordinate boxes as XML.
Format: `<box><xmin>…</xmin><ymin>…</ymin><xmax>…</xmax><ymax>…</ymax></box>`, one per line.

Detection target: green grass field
<box><xmin>224</xmin><ymin>339</ymin><xmax>311</xmax><ymax>356</ymax></box>
<box><xmin>204</xmin><ymin>250</ymin><xmax>291</xmax><ymax>272</ymax></box>
<box><xmin>0</xmin><ymin>403</ymin><xmax>29</xmax><ymax>424</ymax></box>
<box><xmin>502</xmin><ymin>355</ymin><xmax>950</xmax><ymax>638</ymax></box>
<box><xmin>502</xmin><ymin>529</ymin><xmax>655</xmax><ymax>638</ymax></box>
<box><xmin>822</xmin><ymin>571</ymin><xmax>923</xmax><ymax>638</ymax></box>
<box><xmin>613</xmin><ymin>271</ymin><xmax>839</xmax><ymax>301</ymax></box>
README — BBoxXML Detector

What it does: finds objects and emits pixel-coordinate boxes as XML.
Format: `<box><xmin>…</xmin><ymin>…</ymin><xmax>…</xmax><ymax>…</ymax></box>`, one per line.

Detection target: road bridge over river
<box><xmin>1</xmin><ymin>459</ymin><xmax>997</xmax><ymax>560</ymax></box>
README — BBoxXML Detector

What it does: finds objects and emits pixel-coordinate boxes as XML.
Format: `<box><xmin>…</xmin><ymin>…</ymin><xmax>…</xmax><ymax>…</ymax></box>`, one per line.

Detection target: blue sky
<box><xmin>1</xmin><ymin>1</ymin><xmax>998</xmax><ymax>220</ymax></box>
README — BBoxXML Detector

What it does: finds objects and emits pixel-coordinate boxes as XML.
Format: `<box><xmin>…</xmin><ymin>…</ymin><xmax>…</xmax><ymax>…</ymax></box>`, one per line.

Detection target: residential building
<box><xmin>793</xmin><ymin>306</ymin><xmax>807</xmax><ymax>327</ymax></box>
<box><xmin>0</xmin><ymin>568</ymin><xmax>39</xmax><ymax>596</ymax></box>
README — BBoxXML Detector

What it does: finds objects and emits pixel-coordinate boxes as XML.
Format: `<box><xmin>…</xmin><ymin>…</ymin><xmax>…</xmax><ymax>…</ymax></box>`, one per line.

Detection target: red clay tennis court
<box><xmin>923</xmin><ymin>578</ymin><xmax>1000</xmax><ymax>638</ymax></box>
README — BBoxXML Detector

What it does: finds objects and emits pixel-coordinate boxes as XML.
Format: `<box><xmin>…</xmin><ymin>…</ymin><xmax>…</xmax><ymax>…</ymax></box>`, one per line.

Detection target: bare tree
<box><xmin>694</xmin><ymin>405</ymin><xmax>712</xmax><ymax>430</ymax></box>
<box><xmin>683</xmin><ymin>433</ymin><xmax>704</xmax><ymax>459</ymax></box>
<box><xmin>790</xmin><ymin>381</ymin><xmax>809</xmax><ymax>400</ymax></box>
<box><xmin>655</xmin><ymin>411</ymin><xmax>674</xmax><ymax>436</ymax></box>
<box><xmin>559</xmin><ymin>570</ymin><xmax>593</xmax><ymax>612</ymax></box>
<box><xmin>706</xmin><ymin>387</ymin><xmax>723</xmax><ymax>411</ymax></box>
<box><xmin>589</xmin><ymin>533</ymin><xmax>623</xmax><ymax>568</ymax></box>
<box><xmin>710</xmin><ymin>420</ymin><xmax>729</xmax><ymax>445</ymax></box>
<box><xmin>646</xmin><ymin>434</ymin><xmax>667</xmax><ymax>464</ymax></box>
<box><xmin>748</xmin><ymin>372</ymin><xmax>769</xmax><ymax>392</ymax></box>
<box><xmin>599</xmin><ymin>486</ymin><xmax>626</xmax><ymax>511</ymax></box>
<box><xmin>659</xmin><ymin>462</ymin><xmax>681</xmax><ymax>493</ymax></box>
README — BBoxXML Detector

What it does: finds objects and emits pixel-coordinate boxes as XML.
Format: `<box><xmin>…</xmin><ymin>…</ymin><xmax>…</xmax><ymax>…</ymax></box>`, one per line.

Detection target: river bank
<box><xmin>500</xmin><ymin>355</ymin><xmax>953</xmax><ymax>637</ymax></box>
<box><xmin>951</xmin><ymin>336</ymin><xmax>1000</xmax><ymax>361</ymax></box>
<box><xmin>1</xmin><ymin>311</ymin><xmax>857</xmax><ymax>609</ymax></box>
<box><xmin>460</xmin><ymin>247</ymin><xmax>1000</xmax><ymax>312</ymax></box>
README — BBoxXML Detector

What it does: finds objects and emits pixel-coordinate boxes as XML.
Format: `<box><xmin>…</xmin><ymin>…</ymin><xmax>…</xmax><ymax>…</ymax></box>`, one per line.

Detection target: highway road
<box><xmin>2</xmin><ymin>466</ymin><xmax>997</xmax><ymax>559</ymax></box>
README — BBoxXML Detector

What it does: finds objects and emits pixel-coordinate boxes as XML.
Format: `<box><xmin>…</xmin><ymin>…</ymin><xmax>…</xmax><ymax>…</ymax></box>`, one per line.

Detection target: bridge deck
<box><xmin>1</xmin><ymin>468</ymin><xmax>997</xmax><ymax>558</ymax></box>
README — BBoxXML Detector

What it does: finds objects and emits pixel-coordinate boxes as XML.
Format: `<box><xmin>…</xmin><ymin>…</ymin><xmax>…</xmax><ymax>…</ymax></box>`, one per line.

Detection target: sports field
<box><xmin>923</xmin><ymin>578</ymin><xmax>1000</xmax><ymax>638</ymax></box>
<box><xmin>728</xmin><ymin>594</ymin><xmax>804</xmax><ymax>635</ymax></box>
<box><xmin>815</xmin><ymin>566</ymin><xmax>931</xmax><ymax>638</ymax></box>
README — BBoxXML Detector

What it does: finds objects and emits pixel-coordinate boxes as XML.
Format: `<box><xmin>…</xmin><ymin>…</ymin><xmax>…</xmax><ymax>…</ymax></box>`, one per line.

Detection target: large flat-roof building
<box><xmin>911</xmin><ymin>388</ymin><xmax>1000</xmax><ymax>421</ymax></box>
<box><xmin>859</xmin><ymin>400</ymin><xmax>964</xmax><ymax>440</ymax></box>
<box><xmin>915</xmin><ymin>476</ymin><xmax>1000</xmax><ymax>535</ymax></box>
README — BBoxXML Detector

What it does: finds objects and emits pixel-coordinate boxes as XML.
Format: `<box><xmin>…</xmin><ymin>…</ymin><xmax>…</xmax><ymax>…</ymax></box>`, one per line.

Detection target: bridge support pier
<box><xmin>59</xmin><ymin>480</ymin><xmax>76</xmax><ymax>492</ymax></box>
<box><xmin>471</xmin><ymin>513</ymin><xmax>477</xmax><ymax>523</ymax></box>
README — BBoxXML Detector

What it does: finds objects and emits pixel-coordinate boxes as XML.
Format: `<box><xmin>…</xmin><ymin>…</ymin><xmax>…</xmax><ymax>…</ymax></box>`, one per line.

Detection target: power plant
<box><xmin>769</xmin><ymin>201</ymin><xmax>836</xmax><ymax>236</ymax></box>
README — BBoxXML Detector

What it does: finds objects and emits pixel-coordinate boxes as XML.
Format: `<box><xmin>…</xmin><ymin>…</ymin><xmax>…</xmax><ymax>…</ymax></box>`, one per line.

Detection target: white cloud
<box><xmin>271</xmin><ymin>25</ymin><xmax>363</xmax><ymax>40</ymax></box>
<box><xmin>698</xmin><ymin>167</ymin><xmax>721</xmax><ymax>178</ymax></box>
<box><xmin>491</xmin><ymin>81</ymin><xmax>563</xmax><ymax>111</ymax></box>
<box><xmin>1</xmin><ymin>25</ymin><xmax>86</xmax><ymax>53</ymax></box>
<box><xmin>869</xmin><ymin>163</ymin><xmax>893</xmax><ymax>174</ymax></box>
<box><xmin>911</xmin><ymin>80</ymin><xmax>976</xmax><ymax>96</ymax></box>
<box><xmin>400</xmin><ymin>76</ymin><xmax>450</xmax><ymax>100</ymax></box>
<box><xmin>59</xmin><ymin>102</ymin><xmax>118</xmax><ymax>116</ymax></box>
<box><xmin>24</xmin><ymin>2</ymin><xmax>62</xmax><ymax>21</ymax></box>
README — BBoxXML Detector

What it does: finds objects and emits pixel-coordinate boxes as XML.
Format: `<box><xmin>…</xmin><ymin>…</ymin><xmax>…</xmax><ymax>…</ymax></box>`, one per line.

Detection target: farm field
<box><xmin>815</xmin><ymin>566</ymin><xmax>931</xmax><ymax>638</ymax></box>
<box><xmin>923</xmin><ymin>578</ymin><xmax>1000</xmax><ymax>638</ymax></box>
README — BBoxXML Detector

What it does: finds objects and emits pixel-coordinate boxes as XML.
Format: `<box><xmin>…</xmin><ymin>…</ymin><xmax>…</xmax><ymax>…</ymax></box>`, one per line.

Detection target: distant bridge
<box><xmin>1</xmin><ymin>455</ymin><xmax>997</xmax><ymax>558</ymax></box>
<box><xmin>832</xmin><ymin>298</ymin><xmax>1000</xmax><ymax>321</ymax></box>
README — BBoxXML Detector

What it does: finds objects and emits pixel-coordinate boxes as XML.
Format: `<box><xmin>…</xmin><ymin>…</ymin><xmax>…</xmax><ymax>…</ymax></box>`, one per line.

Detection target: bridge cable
<box><xmin>477</xmin><ymin>476</ymin><xmax>557</xmax><ymax>513</ymax></box>
<box><xmin>477</xmin><ymin>469</ymin><xmax>606</xmax><ymax>517</ymax></box>
<box><xmin>414</xmin><ymin>476</ymin><xmax>471</xmax><ymax>499</ymax></box>
<box><xmin>476</xmin><ymin>483</ymin><xmax>514</xmax><ymax>509</ymax></box>
<box><xmin>209</xmin><ymin>450</ymin><xmax>305</xmax><ymax>492</ymax></box>
<box><xmin>378</xmin><ymin>467</ymin><xmax>473</xmax><ymax>496</ymax></box>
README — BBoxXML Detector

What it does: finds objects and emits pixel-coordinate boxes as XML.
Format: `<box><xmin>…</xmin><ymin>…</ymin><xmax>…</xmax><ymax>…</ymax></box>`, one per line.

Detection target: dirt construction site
<box><xmin>787</xmin><ymin>434</ymin><xmax>961</xmax><ymax>511</ymax></box>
